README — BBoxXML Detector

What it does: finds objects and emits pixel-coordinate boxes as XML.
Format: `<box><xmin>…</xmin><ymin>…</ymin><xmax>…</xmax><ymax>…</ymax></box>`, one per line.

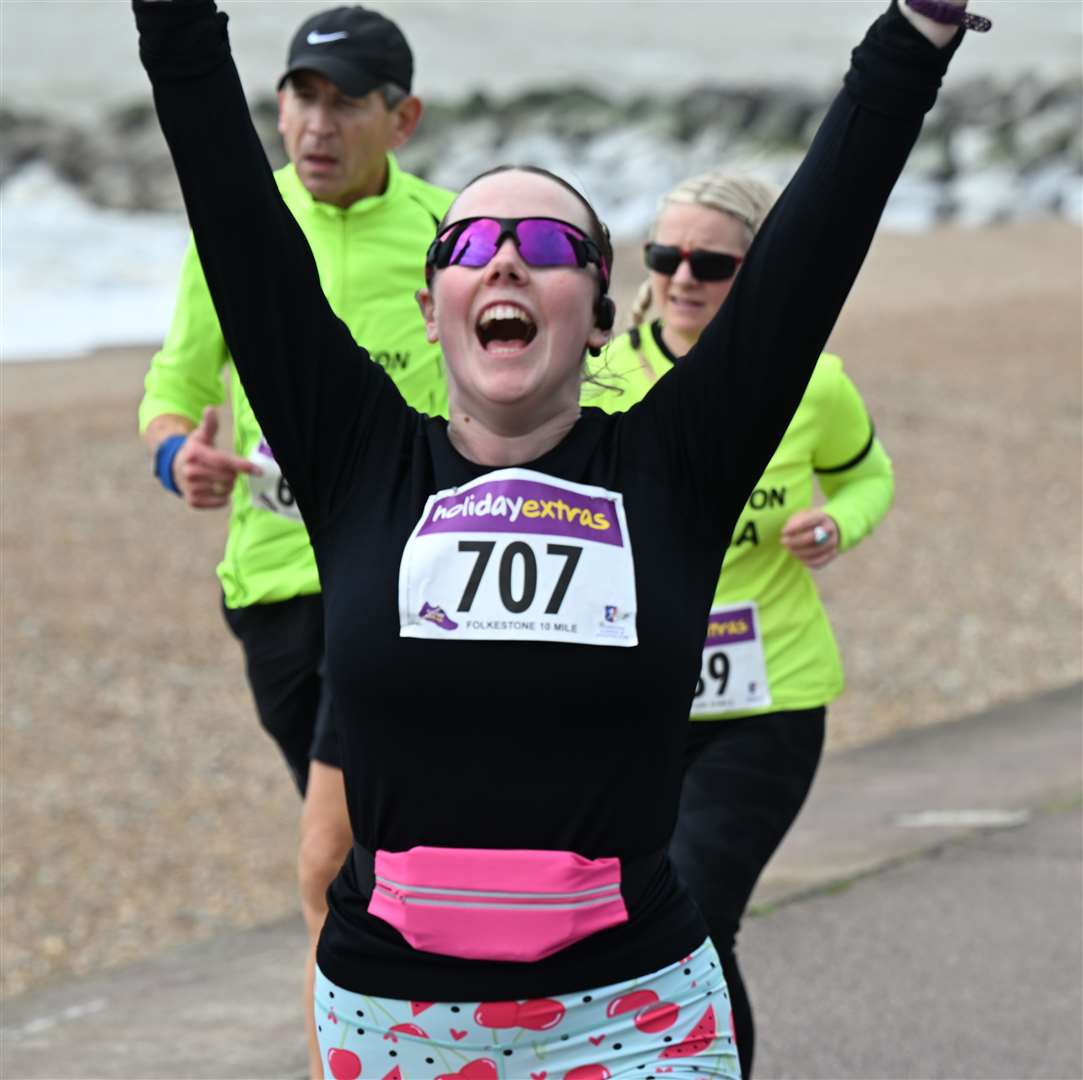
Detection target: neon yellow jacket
<box><xmin>139</xmin><ymin>157</ymin><xmax>454</xmax><ymax>608</ymax></box>
<box><xmin>584</xmin><ymin>320</ymin><xmax>894</xmax><ymax>718</ymax></box>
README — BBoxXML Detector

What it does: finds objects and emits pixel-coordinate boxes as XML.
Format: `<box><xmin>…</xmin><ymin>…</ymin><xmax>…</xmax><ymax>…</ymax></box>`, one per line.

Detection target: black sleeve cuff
<box><xmin>845</xmin><ymin>1</ymin><xmax>964</xmax><ymax>117</ymax></box>
<box><xmin>133</xmin><ymin>0</ymin><xmax>229</xmax><ymax>83</ymax></box>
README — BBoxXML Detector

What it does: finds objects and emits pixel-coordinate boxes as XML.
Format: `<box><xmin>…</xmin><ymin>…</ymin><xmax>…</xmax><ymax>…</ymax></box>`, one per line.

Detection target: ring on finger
<box><xmin>812</xmin><ymin>525</ymin><xmax>830</xmax><ymax>546</ymax></box>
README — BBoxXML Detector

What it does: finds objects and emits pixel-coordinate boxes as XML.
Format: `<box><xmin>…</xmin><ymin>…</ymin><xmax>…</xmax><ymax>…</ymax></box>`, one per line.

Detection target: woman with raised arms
<box><xmin>132</xmin><ymin>1</ymin><xmax>980</xmax><ymax>1075</ymax></box>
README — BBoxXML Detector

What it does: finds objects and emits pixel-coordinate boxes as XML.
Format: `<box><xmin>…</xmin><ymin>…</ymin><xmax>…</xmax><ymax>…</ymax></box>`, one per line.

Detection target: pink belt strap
<box><xmin>357</xmin><ymin>844</ymin><xmax>661</xmax><ymax>963</ymax></box>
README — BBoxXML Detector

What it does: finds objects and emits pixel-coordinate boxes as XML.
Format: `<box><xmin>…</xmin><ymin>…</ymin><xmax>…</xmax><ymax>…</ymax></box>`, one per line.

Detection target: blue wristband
<box><xmin>154</xmin><ymin>434</ymin><xmax>186</xmax><ymax>496</ymax></box>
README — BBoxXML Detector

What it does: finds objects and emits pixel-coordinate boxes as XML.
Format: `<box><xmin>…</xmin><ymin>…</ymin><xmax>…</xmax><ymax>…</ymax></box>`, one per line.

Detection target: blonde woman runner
<box><xmin>585</xmin><ymin>170</ymin><xmax>894</xmax><ymax>1078</ymax></box>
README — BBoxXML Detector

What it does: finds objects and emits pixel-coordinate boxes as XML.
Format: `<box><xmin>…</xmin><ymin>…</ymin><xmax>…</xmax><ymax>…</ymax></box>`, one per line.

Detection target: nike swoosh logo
<box><xmin>307</xmin><ymin>30</ymin><xmax>348</xmax><ymax>45</ymax></box>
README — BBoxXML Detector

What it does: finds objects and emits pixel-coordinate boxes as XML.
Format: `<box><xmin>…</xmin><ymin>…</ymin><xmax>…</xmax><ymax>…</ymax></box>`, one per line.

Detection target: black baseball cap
<box><xmin>278</xmin><ymin>6</ymin><xmax>413</xmax><ymax>98</ymax></box>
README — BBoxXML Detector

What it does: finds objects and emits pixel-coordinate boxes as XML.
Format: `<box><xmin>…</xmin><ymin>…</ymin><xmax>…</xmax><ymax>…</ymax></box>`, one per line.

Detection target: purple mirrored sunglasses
<box><xmin>425</xmin><ymin>216</ymin><xmax>611</xmax><ymax>289</ymax></box>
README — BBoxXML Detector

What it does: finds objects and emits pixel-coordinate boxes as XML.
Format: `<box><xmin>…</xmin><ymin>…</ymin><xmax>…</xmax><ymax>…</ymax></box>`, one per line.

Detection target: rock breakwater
<box><xmin>2</xmin><ymin>76</ymin><xmax>1079</xmax><ymax>235</ymax></box>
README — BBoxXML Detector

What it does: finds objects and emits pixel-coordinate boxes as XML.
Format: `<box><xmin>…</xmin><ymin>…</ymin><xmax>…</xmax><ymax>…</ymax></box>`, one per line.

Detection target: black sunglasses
<box><xmin>644</xmin><ymin>243</ymin><xmax>743</xmax><ymax>282</ymax></box>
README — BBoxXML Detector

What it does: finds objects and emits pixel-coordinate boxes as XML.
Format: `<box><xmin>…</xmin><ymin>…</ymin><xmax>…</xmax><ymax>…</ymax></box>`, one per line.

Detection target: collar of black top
<box><xmin>277</xmin><ymin>5</ymin><xmax>413</xmax><ymax>99</ymax></box>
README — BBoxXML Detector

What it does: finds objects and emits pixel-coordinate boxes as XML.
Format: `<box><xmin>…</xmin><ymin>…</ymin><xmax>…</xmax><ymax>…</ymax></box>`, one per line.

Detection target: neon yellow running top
<box><xmin>584</xmin><ymin>319</ymin><xmax>894</xmax><ymax>719</ymax></box>
<box><xmin>139</xmin><ymin>158</ymin><xmax>454</xmax><ymax>608</ymax></box>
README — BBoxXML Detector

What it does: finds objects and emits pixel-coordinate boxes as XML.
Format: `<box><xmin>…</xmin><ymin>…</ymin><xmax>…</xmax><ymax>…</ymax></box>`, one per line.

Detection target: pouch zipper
<box><xmin>374</xmin><ymin>875</ymin><xmax>622</xmax><ymax>911</ymax></box>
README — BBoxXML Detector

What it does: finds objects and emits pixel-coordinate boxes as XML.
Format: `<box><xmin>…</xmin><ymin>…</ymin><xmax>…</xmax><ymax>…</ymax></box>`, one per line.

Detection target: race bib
<box><xmin>247</xmin><ymin>437</ymin><xmax>302</xmax><ymax>522</ymax></box>
<box><xmin>399</xmin><ymin>469</ymin><xmax>637</xmax><ymax>647</ymax></box>
<box><xmin>690</xmin><ymin>602</ymin><xmax>772</xmax><ymax>716</ymax></box>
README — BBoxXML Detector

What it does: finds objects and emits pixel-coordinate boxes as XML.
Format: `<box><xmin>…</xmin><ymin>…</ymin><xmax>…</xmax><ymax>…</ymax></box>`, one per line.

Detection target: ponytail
<box><xmin>628</xmin><ymin>279</ymin><xmax>654</xmax><ymax>329</ymax></box>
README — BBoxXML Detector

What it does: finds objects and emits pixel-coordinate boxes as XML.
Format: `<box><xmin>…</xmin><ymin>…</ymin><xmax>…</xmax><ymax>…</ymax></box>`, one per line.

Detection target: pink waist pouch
<box><xmin>366</xmin><ymin>846</ymin><xmax>629</xmax><ymax>962</ymax></box>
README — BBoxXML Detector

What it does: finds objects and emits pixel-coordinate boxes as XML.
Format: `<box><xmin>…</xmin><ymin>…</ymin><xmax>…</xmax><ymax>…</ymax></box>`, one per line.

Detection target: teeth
<box><xmin>479</xmin><ymin>303</ymin><xmax>535</xmax><ymax>328</ymax></box>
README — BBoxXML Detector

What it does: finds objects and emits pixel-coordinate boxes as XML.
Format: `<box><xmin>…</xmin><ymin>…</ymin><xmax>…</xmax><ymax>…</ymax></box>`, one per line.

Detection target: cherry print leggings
<box><xmin>315</xmin><ymin>938</ymin><xmax>740</xmax><ymax>1080</ymax></box>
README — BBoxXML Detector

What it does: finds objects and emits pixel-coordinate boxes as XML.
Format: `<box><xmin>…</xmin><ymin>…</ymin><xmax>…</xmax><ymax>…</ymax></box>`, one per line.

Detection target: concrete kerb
<box><xmin>752</xmin><ymin>680</ymin><xmax>1083</xmax><ymax>912</ymax></box>
<box><xmin>1</xmin><ymin>915</ymin><xmax>313</xmax><ymax>1079</ymax></box>
<box><xmin>753</xmin><ymin>684</ymin><xmax>1083</xmax><ymax>909</ymax></box>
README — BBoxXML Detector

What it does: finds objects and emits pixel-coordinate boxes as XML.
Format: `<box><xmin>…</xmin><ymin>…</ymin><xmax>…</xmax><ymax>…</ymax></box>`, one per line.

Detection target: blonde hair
<box><xmin>629</xmin><ymin>170</ymin><xmax>779</xmax><ymax>329</ymax></box>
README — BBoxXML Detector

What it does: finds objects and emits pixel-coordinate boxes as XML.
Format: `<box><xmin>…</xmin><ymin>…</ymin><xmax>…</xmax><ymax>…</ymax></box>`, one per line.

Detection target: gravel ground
<box><xmin>2</xmin><ymin>221</ymin><xmax>1080</xmax><ymax>999</ymax></box>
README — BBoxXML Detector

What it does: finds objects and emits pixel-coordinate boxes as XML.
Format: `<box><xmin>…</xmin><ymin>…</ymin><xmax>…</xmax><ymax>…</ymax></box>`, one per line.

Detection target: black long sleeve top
<box><xmin>134</xmin><ymin>0</ymin><xmax>958</xmax><ymax>1000</ymax></box>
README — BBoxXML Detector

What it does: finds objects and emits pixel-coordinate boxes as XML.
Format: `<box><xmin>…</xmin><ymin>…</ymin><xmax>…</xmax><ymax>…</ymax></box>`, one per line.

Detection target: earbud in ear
<box><xmin>594</xmin><ymin>296</ymin><xmax>616</xmax><ymax>332</ymax></box>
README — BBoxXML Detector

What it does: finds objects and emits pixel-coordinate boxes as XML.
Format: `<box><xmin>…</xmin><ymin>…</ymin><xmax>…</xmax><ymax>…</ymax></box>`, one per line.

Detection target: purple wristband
<box><xmin>904</xmin><ymin>0</ymin><xmax>992</xmax><ymax>33</ymax></box>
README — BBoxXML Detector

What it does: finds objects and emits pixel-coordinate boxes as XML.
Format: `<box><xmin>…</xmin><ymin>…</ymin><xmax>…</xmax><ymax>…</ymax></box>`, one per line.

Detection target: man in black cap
<box><xmin>276</xmin><ymin>6</ymin><xmax>420</xmax><ymax>208</ymax></box>
<box><xmin>138</xmin><ymin>8</ymin><xmax>453</xmax><ymax>1077</ymax></box>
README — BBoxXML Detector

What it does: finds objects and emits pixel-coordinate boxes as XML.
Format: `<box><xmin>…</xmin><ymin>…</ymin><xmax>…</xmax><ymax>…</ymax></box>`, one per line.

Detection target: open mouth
<box><xmin>668</xmin><ymin>292</ymin><xmax>704</xmax><ymax>309</ymax></box>
<box><xmin>476</xmin><ymin>303</ymin><xmax>538</xmax><ymax>353</ymax></box>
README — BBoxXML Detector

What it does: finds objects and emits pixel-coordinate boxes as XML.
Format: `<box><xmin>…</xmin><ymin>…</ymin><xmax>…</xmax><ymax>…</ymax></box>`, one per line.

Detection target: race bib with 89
<box><xmin>399</xmin><ymin>468</ymin><xmax>637</xmax><ymax>647</ymax></box>
<box><xmin>690</xmin><ymin>601</ymin><xmax>772</xmax><ymax>716</ymax></box>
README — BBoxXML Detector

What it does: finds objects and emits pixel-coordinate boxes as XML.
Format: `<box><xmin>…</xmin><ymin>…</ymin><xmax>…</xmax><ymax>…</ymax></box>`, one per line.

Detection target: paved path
<box><xmin>3</xmin><ymin>683</ymin><xmax>1080</xmax><ymax>1079</ymax></box>
<box><xmin>746</xmin><ymin>804</ymin><xmax>1082</xmax><ymax>1080</ymax></box>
